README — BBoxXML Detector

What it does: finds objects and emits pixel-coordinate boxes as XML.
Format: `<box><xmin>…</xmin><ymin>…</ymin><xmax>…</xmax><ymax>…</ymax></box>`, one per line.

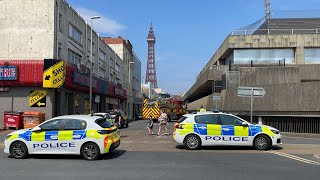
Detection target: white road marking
<box><xmin>122</xmin><ymin>141</ymin><xmax>133</xmax><ymax>144</ymax></box>
<box><xmin>314</xmin><ymin>154</ymin><xmax>320</xmax><ymax>160</ymax></box>
<box><xmin>270</xmin><ymin>151</ymin><xmax>320</xmax><ymax>165</ymax></box>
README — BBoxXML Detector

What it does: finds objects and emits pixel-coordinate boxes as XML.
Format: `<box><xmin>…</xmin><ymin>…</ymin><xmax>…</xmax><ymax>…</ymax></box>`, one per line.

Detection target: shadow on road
<box><xmin>176</xmin><ymin>145</ymin><xmax>283</xmax><ymax>151</ymax></box>
<box><xmin>271</xmin><ymin>145</ymin><xmax>283</xmax><ymax>150</ymax></box>
<box><xmin>101</xmin><ymin>150</ymin><xmax>126</xmax><ymax>160</ymax></box>
<box><xmin>7</xmin><ymin>149</ymin><xmax>127</xmax><ymax>161</ymax></box>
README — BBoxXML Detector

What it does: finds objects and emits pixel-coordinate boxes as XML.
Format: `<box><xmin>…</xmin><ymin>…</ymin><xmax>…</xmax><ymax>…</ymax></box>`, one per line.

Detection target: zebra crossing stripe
<box><xmin>270</xmin><ymin>151</ymin><xmax>320</xmax><ymax>165</ymax></box>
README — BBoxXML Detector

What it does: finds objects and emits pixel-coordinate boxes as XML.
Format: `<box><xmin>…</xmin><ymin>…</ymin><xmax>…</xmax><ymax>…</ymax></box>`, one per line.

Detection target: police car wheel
<box><xmin>81</xmin><ymin>143</ymin><xmax>101</xmax><ymax>160</ymax></box>
<box><xmin>10</xmin><ymin>141</ymin><xmax>28</xmax><ymax>159</ymax></box>
<box><xmin>184</xmin><ymin>134</ymin><xmax>201</xmax><ymax>150</ymax></box>
<box><xmin>254</xmin><ymin>135</ymin><xmax>271</xmax><ymax>150</ymax></box>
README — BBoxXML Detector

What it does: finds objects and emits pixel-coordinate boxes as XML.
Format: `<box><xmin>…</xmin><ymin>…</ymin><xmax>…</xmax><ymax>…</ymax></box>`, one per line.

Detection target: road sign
<box><xmin>212</xmin><ymin>95</ymin><xmax>221</xmax><ymax>100</ymax></box>
<box><xmin>237</xmin><ymin>86</ymin><xmax>266</xmax><ymax>123</ymax></box>
<box><xmin>43</xmin><ymin>59</ymin><xmax>66</xmax><ymax>88</ymax></box>
<box><xmin>29</xmin><ymin>90</ymin><xmax>46</xmax><ymax>107</ymax></box>
<box><xmin>237</xmin><ymin>86</ymin><xmax>266</xmax><ymax>97</ymax></box>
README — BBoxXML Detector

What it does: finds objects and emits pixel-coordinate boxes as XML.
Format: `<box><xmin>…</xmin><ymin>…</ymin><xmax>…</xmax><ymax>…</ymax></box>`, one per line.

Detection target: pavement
<box><xmin>0</xmin><ymin>120</ymin><xmax>319</xmax><ymax>179</ymax></box>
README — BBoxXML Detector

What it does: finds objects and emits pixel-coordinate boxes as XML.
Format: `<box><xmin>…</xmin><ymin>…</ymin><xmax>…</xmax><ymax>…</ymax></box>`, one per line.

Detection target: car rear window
<box><xmin>95</xmin><ymin>118</ymin><xmax>113</xmax><ymax>128</ymax></box>
<box><xmin>94</xmin><ymin>114</ymin><xmax>104</xmax><ymax>118</ymax></box>
<box><xmin>178</xmin><ymin>116</ymin><xmax>188</xmax><ymax>123</ymax></box>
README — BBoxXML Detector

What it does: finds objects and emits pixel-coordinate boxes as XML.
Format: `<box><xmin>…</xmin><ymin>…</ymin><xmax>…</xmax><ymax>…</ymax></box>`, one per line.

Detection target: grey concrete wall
<box><xmin>221</xmin><ymin>81</ymin><xmax>320</xmax><ymax>113</ymax></box>
<box><xmin>187</xmin><ymin>64</ymin><xmax>320</xmax><ymax>115</ymax></box>
<box><xmin>187</xmin><ymin>81</ymin><xmax>320</xmax><ymax>115</ymax></box>
<box><xmin>0</xmin><ymin>87</ymin><xmax>54</xmax><ymax>127</ymax></box>
<box><xmin>187</xmin><ymin>93</ymin><xmax>220</xmax><ymax>112</ymax></box>
<box><xmin>0</xmin><ymin>0</ymin><xmax>55</xmax><ymax>60</ymax></box>
<box><xmin>299</xmin><ymin>64</ymin><xmax>320</xmax><ymax>81</ymax></box>
<box><xmin>185</xmin><ymin>34</ymin><xmax>320</xmax><ymax>102</ymax></box>
<box><xmin>239</xmin><ymin>66</ymin><xmax>300</xmax><ymax>87</ymax></box>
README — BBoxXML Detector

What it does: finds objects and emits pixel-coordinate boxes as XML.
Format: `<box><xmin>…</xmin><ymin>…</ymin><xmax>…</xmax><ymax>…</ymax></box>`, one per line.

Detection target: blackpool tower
<box><xmin>145</xmin><ymin>22</ymin><xmax>158</xmax><ymax>88</ymax></box>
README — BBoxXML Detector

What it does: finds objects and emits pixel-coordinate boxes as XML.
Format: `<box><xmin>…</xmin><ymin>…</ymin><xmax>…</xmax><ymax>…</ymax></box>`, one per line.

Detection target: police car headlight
<box><xmin>271</xmin><ymin>130</ymin><xmax>279</xmax><ymax>134</ymax></box>
<box><xmin>5</xmin><ymin>135</ymin><xmax>12</xmax><ymax>140</ymax></box>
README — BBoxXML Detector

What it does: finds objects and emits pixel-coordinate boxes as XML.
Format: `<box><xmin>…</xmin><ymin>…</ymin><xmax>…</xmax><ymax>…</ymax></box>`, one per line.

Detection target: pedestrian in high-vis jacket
<box><xmin>199</xmin><ymin>106</ymin><xmax>206</xmax><ymax>112</ymax></box>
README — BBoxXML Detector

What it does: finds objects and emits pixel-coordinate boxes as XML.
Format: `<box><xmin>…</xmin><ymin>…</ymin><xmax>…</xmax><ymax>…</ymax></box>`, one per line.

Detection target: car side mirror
<box><xmin>242</xmin><ymin>122</ymin><xmax>249</xmax><ymax>127</ymax></box>
<box><xmin>32</xmin><ymin>126</ymin><xmax>42</xmax><ymax>132</ymax></box>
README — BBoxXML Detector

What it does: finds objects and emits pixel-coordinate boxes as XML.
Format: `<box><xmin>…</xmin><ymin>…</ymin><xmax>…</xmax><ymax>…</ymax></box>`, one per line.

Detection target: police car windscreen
<box><xmin>95</xmin><ymin>118</ymin><xmax>113</xmax><ymax>128</ymax></box>
<box><xmin>178</xmin><ymin>116</ymin><xmax>187</xmax><ymax>123</ymax></box>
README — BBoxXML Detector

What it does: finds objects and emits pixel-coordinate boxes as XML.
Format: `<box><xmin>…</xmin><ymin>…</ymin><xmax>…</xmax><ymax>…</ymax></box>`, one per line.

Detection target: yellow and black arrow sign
<box><xmin>43</xmin><ymin>59</ymin><xmax>66</xmax><ymax>88</ymax></box>
<box><xmin>29</xmin><ymin>90</ymin><xmax>46</xmax><ymax>107</ymax></box>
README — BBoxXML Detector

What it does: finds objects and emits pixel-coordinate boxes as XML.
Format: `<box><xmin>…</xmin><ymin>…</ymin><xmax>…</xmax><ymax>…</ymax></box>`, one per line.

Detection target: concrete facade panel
<box><xmin>239</xmin><ymin>66</ymin><xmax>300</xmax><ymax>86</ymax></box>
<box><xmin>220</xmin><ymin>82</ymin><xmax>320</xmax><ymax>113</ymax></box>
<box><xmin>0</xmin><ymin>0</ymin><xmax>55</xmax><ymax>60</ymax></box>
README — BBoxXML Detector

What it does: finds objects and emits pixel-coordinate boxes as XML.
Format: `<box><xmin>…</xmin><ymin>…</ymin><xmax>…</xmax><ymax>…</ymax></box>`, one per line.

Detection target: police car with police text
<box><xmin>173</xmin><ymin>112</ymin><xmax>281</xmax><ymax>150</ymax></box>
<box><xmin>4</xmin><ymin>115</ymin><xmax>120</xmax><ymax>160</ymax></box>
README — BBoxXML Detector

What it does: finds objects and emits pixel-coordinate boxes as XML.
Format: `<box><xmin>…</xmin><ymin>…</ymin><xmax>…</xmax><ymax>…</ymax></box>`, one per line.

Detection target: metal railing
<box><xmin>262</xmin><ymin>116</ymin><xmax>320</xmax><ymax>134</ymax></box>
<box><xmin>230</xmin><ymin>28</ymin><xmax>320</xmax><ymax>36</ymax></box>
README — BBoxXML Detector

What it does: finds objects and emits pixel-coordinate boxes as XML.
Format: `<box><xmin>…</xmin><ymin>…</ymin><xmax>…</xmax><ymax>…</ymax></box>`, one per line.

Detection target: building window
<box><xmin>59</xmin><ymin>14</ymin><xmax>63</xmax><ymax>32</ymax></box>
<box><xmin>69</xmin><ymin>24</ymin><xmax>82</xmax><ymax>44</ymax></box>
<box><xmin>110</xmin><ymin>57</ymin><xmax>114</xmax><ymax>65</ymax></box>
<box><xmin>87</xmin><ymin>39</ymin><xmax>95</xmax><ymax>56</ymax></box>
<box><xmin>68</xmin><ymin>49</ymin><xmax>81</xmax><ymax>65</ymax></box>
<box><xmin>115</xmin><ymin>63</ymin><xmax>120</xmax><ymax>72</ymax></box>
<box><xmin>110</xmin><ymin>73</ymin><xmax>114</xmax><ymax>82</ymax></box>
<box><xmin>58</xmin><ymin>42</ymin><xmax>62</xmax><ymax>59</ymax></box>
<box><xmin>99</xmin><ymin>49</ymin><xmax>106</xmax><ymax>62</ymax></box>
<box><xmin>99</xmin><ymin>67</ymin><xmax>106</xmax><ymax>79</ymax></box>
<box><xmin>305</xmin><ymin>48</ymin><xmax>320</xmax><ymax>63</ymax></box>
<box><xmin>233</xmin><ymin>49</ymin><xmax>294</xmax><ymax>64</ymax></box>
<box><xmin>116</xmin><ymin>77</ymin><xmax>120</xmax><ymax>84</ymax></box>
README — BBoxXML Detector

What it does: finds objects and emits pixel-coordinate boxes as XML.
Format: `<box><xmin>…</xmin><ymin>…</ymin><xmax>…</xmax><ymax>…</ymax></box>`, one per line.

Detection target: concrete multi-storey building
<box><xmin>0</xmin><ymin>0</ymin><xmax>141</xmax><ymax>124</ymax></box>
<box><xmin>102</xmin><ymin>37</ymin><xmax>142</xmax><ymax>119</ymax></box>
<box><xmin>183</xmin><ymin>17</ymin><xmax>320</xmax><ymax>134</ymax></box>
<box><xmin>132</xmin><ymin>52</ymin><xmax>143</xmax><ymax>118</ymax></box>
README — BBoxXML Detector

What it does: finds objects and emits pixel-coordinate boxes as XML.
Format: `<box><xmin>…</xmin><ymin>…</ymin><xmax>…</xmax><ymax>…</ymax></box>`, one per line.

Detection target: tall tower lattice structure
<box><xmin>265</xmin><ymin>0</ymin><xmax>271</xmax><ymax>19</ymax></box>
<box><xmin>145</xmin><ymin>22</ymin><xmax>158</xmax><ymax>88</ymax></box>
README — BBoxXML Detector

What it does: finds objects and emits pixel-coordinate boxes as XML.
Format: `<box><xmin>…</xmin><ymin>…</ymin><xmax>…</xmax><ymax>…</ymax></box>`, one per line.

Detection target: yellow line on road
<box><xmin>270</xmin><ymin>151</ymin><xmax>320</xmax><ymax>165</ymax></box>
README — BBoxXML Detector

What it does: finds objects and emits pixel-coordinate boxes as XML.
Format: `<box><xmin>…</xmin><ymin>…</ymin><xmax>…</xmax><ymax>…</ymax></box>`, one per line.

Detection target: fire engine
<box><xmin>142</xmin><ymin>94</ymin><xmax>186</xmax><ymax>121</ymax></box>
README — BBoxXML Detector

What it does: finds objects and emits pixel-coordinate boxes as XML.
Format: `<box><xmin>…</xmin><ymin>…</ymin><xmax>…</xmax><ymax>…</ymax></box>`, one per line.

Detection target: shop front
<box><xmin>0</xmin><ymin>60</ymin><xmax>127</xmax><ymax>126</ymax></box>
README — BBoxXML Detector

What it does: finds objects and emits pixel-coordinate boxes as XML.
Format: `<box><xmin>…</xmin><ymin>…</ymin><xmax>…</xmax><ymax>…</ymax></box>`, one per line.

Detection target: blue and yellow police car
<box><xmin>4</xmin><ymin>115</ymin><xmax>120</xmax><ymax>160</ymax></box>
<box><xmin>173</xmin><ymin>112</ymin><xmax>281</xmax><ymax>150</ymax></box>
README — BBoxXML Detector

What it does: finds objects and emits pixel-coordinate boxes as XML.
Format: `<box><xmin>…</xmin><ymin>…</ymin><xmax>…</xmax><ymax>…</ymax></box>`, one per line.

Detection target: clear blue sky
<box><xmin>67</xmin><ymin>0</ymin><xmax>320</xmax><ymax>94</ymax></box>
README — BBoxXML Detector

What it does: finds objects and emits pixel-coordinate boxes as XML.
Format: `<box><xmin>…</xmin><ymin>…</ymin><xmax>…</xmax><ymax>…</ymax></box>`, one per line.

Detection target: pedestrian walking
<box><xmin>147</xmin><ymin>115</ymin><xmax>154</xmax><ymax>135</ymax></box>
<box><xmin>157</xmin><ymin>110</ymin><xmax>169</xmax><ymax>136</ymax></box>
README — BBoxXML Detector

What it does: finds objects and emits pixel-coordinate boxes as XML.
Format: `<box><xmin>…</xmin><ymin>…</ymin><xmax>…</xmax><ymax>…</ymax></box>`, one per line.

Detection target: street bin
<box><xmin>22</xmin><ymin>111</ymin><xmax>45</xmax><ymax>129</ymax></box>
<box><xmin>3</xmin><ymin>111</ymin><xmax>24</xmax><ymax>130</ymax></box>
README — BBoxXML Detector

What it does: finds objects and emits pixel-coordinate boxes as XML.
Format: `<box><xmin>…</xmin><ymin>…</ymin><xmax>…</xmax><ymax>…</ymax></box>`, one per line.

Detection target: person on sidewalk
<box><xmin>147</xmin><ymin>115</ymin><xmax>154</xmax><ymax>135</ymax></box>
<box><xmin>199</xmin><ymin>106</ymin><xmax>206</xmax><ymax>112</ymax></box>
<box><xmin>157</xmin><ymin>110</ymin><xmax>169</xmax><ymax>136</ymax></box>
<box><xmin>115</xmin><ymin>109</ymin><xmax>123</xmax><ymax>128</ymax></box>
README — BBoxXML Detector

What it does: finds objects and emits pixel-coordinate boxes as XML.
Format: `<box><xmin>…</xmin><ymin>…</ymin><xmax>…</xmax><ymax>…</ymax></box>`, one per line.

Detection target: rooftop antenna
<box><xmin>265</xmin><ymin>0</ymin><xmax>271</xmax><ymax>19</ymax></box>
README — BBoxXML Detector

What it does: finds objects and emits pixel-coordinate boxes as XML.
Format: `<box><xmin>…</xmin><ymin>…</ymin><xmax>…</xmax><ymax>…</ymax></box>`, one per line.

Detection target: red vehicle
<box><xmin>142</xmin><ymin>94</ymin><xmax>186</xmax><ymax>121</ymax></box>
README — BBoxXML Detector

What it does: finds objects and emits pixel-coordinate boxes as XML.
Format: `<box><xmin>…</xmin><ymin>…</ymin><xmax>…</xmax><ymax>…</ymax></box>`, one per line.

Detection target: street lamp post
<box><xmin>89</xmin><ymin>16</ymin><xmax>100</xmax><ymax>113</ymax></box>
<box><xmin>128</xmin><ymin>61</ymin><xmax>134</xmax><ymax>119</ymax></box>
